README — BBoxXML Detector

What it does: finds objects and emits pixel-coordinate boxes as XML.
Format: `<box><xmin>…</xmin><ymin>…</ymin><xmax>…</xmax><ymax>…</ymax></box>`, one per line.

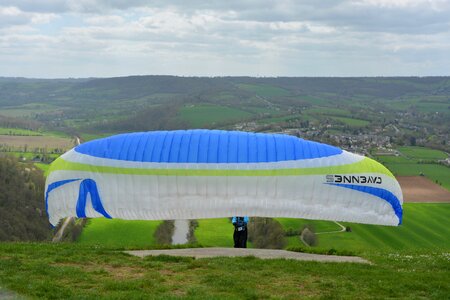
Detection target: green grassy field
<box><xmin>304</xmin><ymin>107</ymin><xmax>351</xmax><ymax>117</ymax></box>
<box><xmin>374</xmin><ymin>146</ymin><xmax>450</xmax><ymax>190</ymax></box>
<box><xmin>194</xmin><ymin>204</ymin><xmax>450</xmax><ymax>252</ymax></box>
<box><xmin>78</xmin><ymin>219</ymin><xmax>162</xmax><ymax>249</ymax></box>
<box><xmin>398</xmin><ymin>146</ymin><xmax>448</xmax><ymax>160</ymax></box>
<box><xmin>79</xmin><ymin>132</ymin><xmax>113</xmax><ymax>142</ymax></box>
<box><xmin>0</xmin><ymin>243</ymin><xmax>448</xmax><ymax>299</ymax></box>
<box><xmin>0</xmin><ymin>127</ymin><xmax>42</xmax><ymax>136</ymax></box>
<box><xmin>307</xmin><ymin>203</ymin><xmax>450</xmax><ymax>251</ymax></box>
<box><xmin>257</xmin><ymin>113</ymin><xmax>313</xmax><ymax>124</ymax></box>
<box><xmin>331</xmin><ymin>116</ymin><xmax>370</xmax><ymax>127</ymax></box>
<box><xmin>179</xmin><ymin>104</ymin><xmax>253</xmax><ymax>127</ymax></box>
<box><xmin>77</xmin><ymin>204</ymin><xmax>449</xmax><ymax>253</ymax></box>
<box><xmin>195</xmin><ymin>218</ymin><xmax>235</xmax><ymax>247</ymax></box>
<box><xmin>0</xmin><ymin>103</ymin><xmax>60</xmax><ymax>117</ymax></box>
<box><xmin>390</xmin><ymin>164</ymin><xmax>450</xmax><ymax>190</ymax></box>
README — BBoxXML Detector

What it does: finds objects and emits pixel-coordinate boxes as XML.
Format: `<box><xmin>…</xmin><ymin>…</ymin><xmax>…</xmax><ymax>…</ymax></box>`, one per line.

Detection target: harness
<box><xmin>235</xmin><ymin>217</ymin><xmax>247</xmax><ymax>231</ymax></box>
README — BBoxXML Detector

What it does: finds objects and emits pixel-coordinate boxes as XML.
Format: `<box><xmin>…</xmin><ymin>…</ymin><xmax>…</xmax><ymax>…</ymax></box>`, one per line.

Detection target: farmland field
<box><xmin>397</xmin><ymin>176</ymin><xmax>450</xmax><ymax>202</ymax></box>
<box><xmin>0</xmin><ymin>103</ymin><xmax>61</xmax><ymax>117</ymax></box>
<box><xmin>374</xmin><ymin>146</ymin><xmax>450</xmax><ymax>191</ymax></box>
<box><xmin>0</xmin><ymin>127</ymin><xmax>42</xmax><ymax>136</ymax></box>
<box><xmin>0</xmin><ymin>135</ymin><xmax>74</xmax><ymax>150</ymax></box>
<box><xmin>179</xmin><ymin>104</ymin><xmax>253</xmax><ymax>127</ymax></box>
<box><xmin>386</xmin><ymin>163</ymin><xmax>450</xmax><ymax>190</ymax></box>
<box><xmin>331</xmin><ymin>116</ymin><xmax>370</xmax><ymax>127</ymax></box>
<box><xmin>398</xmin><ymin>146</ymin><xmax>447</xmax><ymax>160</ymax></box>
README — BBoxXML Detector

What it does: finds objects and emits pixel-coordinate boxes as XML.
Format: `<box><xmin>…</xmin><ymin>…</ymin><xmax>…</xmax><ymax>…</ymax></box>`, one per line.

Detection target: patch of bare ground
<box><xmin>397</xmin><ymin>176</ymin><xmax>450</xmax><ymax>202</ymax></box>
<box><xmin>0</xmin><ymin>135</ymin><xmax>74</xmax><ymax>150</ymax></box>
<box><xmin>53</xmin><ymin>262</ymin><xmax>146</xmax><ymax>280</ymax></box>
<box><xmin>126</xmin><ymin>248</ymin><xmax>369</xmax><ymax>264</ymax></box>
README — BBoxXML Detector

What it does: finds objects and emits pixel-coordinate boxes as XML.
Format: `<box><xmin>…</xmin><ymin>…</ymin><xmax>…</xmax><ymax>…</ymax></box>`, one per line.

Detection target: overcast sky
<box><xmin>1</xmin><ymin>0</ymin><xmax>449</xmax><ymax>78</ymax></box>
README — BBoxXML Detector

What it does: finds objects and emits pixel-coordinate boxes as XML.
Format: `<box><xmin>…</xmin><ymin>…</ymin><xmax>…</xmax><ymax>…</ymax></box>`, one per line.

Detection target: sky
<box><xmin>0</xmin><ymin>0</ymin><xmax>449</xmax><ymax>78</ymax></box>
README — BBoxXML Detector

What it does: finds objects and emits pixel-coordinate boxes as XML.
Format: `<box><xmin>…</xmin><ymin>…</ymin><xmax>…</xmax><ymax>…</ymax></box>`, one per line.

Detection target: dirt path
<box><xmin>52</xmin><ymin>217</ymin><xmax>74</xmax><ymax>242</ymax></box>
<box><xmin>316</xmin><ymin>221</ymin><xmax>346</xmax><ymax>235</ymax></box>
<box><xmin>0</xmin><ymin>286</ymin><xmax>24</xmax><ymax>300</ymax></box>
<box><xmin>126</xmin><ymin>247</ymin><xmax>369</xmax><ymax>264</ymax></box>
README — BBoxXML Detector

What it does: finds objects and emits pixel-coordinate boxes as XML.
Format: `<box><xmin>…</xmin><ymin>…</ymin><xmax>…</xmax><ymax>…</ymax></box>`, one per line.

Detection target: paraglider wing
<box><xmin>45</xmin><ymin>130</ymin><xmax>403</xmax><ymax>226</ymax></box>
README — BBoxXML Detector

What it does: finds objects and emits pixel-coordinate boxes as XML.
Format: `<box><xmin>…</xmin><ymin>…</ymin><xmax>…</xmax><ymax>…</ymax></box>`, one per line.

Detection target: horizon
<box><xmin>2</xmin><ymin>74</ymin><xmax>450</xmax><ymax>80</ymax></box>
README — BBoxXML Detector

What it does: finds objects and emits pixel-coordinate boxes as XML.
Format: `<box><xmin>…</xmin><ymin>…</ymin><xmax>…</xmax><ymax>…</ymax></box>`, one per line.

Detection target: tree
<box><xmin>248</xmin><ymin>217</ymin><xmax>286</xmax><ymax>249</ymax></box>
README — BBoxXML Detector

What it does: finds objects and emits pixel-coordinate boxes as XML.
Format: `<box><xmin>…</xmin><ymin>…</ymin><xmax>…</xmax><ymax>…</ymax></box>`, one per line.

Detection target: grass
<box><xmin>0</xmin><ymin>127</ymin><xmax>42</xmax><ymax>136</ymax></box>
<box><xmin>77</xmin><ymin>219</ymin><xmax>162</xmax><ymax>249</ymax></box>
<box><xmin>195</xmin><ymin>218</ymin><xmax>235</xmax><ymax>247</ymax></box>
<box><xmin>386</xmin><ymin>164</ymin><xmax>450</xmax><ymax>190</ymax></box>
<box><xmin>34</xmin><ymin>163</ymin><xmax>50</xmax><ymax>176</ymax></box>
<box><xmin>179</xmin><ymin>104</ymin><xmax>253</xmax><ymax>127</ymax></box>
<box><xmin>0</xmin><ymin>243</ymin><xmax>448</xmax><ymax>299</ymax></box>
<box><xmin>194</xmin><ymin>204</ymin><xmax>450</xmax><ymax>252</ymax></box>
<box><xmin>76</xmin><ymin>204</ymin><xmax>449</xmax><ymax>252</ymax></box>
<box><xmin>286</xmin><ymin>204</ymin><xmax>450</xmax><ymax>251</ymax></box>
<box><xmin>305</xmin><ymin>107</ymin><xmax>351</xmax><ymax>117</ymax></box>
<box><xmin>398</xmin><ymin>146</ymin><xmax>448</xmax><ymax>160</ymax></box>
<box><xmin>331</xmin><ymin>116</ymin><xmax>370</xmax><ymax>127</ymax></box>
<box><xmin>257</xmin><ymin>114</ymin><xmax>311</xmax><ymax>124</ymax></box>
<box><xmin>79</xmin><ymin>133</ymin><xmax>113</xmax><ymax>142</ymax></box>
<box><xmin>374</xmin><ymin>146</ymin><xmax>450</xmax><ymax>191</ymax></box>
<box><xmin>0</xmin><ymin>103</ymin><xmax>60</xmax><ymax>117</ymax></box>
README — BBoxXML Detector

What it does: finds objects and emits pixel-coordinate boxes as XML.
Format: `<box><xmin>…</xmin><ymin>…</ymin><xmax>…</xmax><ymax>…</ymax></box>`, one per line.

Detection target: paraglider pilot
<box><xmin>232</xmin><ymin>216</ymin><xmax>249</xmax><ymax>248</ymax></box>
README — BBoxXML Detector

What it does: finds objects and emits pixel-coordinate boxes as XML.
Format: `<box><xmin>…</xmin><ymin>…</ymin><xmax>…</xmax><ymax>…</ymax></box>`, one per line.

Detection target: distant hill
<box><xmin>0</xmin><ymin>76</ymin><xmax>448</xmax><ymax>151</ymax></box>
<box><xmin>0</xmin><ymin>156</ymin><xmax>51</xmax><ymax>241</ymax></box>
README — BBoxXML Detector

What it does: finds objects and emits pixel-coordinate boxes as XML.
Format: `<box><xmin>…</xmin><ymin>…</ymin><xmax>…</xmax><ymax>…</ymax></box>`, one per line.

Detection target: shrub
<box><xmin>154</xmin><ymin>220</ymin><xmax>175</xmax><ymax>245</ymax></box>
<box><xmin>301</xmin><ymin>227</ymin><xmax>317</xmax><ymax>247</ymax></box>
<box><xmin>248</xmin><ymin>217</ymin><xmax>286</xmax><ymax>249</ymax></box>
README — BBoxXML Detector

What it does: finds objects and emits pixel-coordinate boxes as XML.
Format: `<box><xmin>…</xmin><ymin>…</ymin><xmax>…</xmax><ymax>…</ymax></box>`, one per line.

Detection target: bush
<box><xmin>248</xmin><ymin>217</ymin><xmax>286</xmax><ymax>249</ymax></box>
<box><xmin>301</xmin><ymin>227</ymin><xmax>317</xmax><ymax>247</ymax></box>
<box><xmin>187</xmin><ymin>220</ymin><xmax>199</xmax><ymax>243</ymax></box>
<box><xmin>154</xmin><ymin>220</ymin><xmax>175</xmax><ymax>245</ymax></box>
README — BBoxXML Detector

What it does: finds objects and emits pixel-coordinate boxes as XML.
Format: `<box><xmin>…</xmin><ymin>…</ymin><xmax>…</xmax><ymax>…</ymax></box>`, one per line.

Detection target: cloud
<box><xmin>0</xmin><ymin>0</ymin><xmax>449</xmax><ymax>77</ymax></box>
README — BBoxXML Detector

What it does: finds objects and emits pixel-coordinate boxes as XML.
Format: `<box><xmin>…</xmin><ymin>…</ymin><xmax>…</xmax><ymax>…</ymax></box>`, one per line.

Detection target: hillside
<box><xmin>0</xmin><ymin>156</ymin><xmax>51</xmax><ymax>241</ymax></box>
<box><xmin>0</xmin><ymin>76</ymin><xmax>448</xmax><ymax>154</ymax></box>
<box><xmin>78</xmin><ymin>203</ymin><xmax>450</xmax><ymax>252</ymax></box>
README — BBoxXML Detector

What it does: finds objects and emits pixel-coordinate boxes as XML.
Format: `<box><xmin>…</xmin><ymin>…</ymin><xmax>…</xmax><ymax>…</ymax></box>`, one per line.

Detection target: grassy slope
<box><xmin>315</xmin><ymin>204</ymin><xmax>450</xmax><ymax>251</ymax></box>
<box><xmin>195</xmin><ymin>218</ymin><xmax>234</xmax><ymax>247</ymax></box>
<box><xmin>0</xmin><ymin>243</ymin><xmax>448</xmax><ymax>299</ymax></box>
<box><xmin>77</xmin><ymin>219</ymin><xmax>162</xmax><ymax>249</ymax></box>
<box><xmin>76</xmin><ymin>204</ymin><xmax>449</xmax><ymax>252</ymax></box>
<box><xmin>194</xmin><ymin>204</ymin><xmax>449</xmax><ymax>252</ymax></box>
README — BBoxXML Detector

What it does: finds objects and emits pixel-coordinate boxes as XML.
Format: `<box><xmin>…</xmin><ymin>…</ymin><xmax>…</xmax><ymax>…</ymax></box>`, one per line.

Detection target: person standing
<box><xmin>232</xmin><ymin>216</ymin><xmax>249</xmax><ymax>248</ymax></box>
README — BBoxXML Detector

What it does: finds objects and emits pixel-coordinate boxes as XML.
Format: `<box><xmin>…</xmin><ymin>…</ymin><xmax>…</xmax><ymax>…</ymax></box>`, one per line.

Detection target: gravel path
<box><xmin>126</xmin><ymin>247</ymin><xmax>369</xmax><ymax>264</ymax></box>
<box><xmin>0</xmin><ymin>286</ymin><xmax>24</xmax><ymax>300</ymax></box>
